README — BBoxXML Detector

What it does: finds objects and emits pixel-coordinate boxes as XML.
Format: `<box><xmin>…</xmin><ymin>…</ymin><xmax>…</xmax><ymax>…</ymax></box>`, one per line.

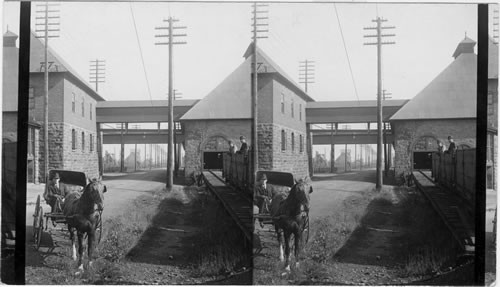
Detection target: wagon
<box><xmin>253</xmin><ymin>170</ymin><xmax>310</xmax><ymax>254</ymax></box>
<box><xmin>32</xmin><ymin>170</ymin><xmax>103</xmax><ymax>250</ymax></box>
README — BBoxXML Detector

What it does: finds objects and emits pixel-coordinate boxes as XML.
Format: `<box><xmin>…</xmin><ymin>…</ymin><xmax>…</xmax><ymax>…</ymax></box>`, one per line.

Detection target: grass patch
<box><xmin>188</xmin><ymin>196</ymin><xmax>252</xmax><ymax>277</ymax></box>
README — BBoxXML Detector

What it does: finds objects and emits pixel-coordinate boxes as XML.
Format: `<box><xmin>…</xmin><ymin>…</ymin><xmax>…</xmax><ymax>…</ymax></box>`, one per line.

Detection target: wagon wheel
<box><xmin>32</xmin><ymin>195</ymin><xmax>41</xmax><ymax>240</ymax></box>
<box><xmin>34</xmin><ymin>207</ymin><xmax>44</xmax><ymax>250</ymax></box>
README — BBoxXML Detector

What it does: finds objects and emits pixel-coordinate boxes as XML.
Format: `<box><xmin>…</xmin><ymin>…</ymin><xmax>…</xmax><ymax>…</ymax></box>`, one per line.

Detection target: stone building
<box><xmin>180</xmin><ymin>44</ymin><xmax>314</xmax><ymax>179</ymax></box>
<box><xmin>2</xmin><ymin>31</ymin><xmax>105</xmax><ymax>182</ymax></box>
<box><xmin>390</xmin><ymin>36</ymin><xmax>498</xmax><ymax>180</ymax></box>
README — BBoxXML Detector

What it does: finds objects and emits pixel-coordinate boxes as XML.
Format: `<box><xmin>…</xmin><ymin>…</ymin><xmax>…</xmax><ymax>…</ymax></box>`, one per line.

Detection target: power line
<box><xmin>333</xmin><ymin>3</ymin><xmax>360</xmax><ymax>104</ymax></box>
<box><xmin>129</xmin><ymin>3</ymin><xmax>154</xmax><ymax>106</ymax></box>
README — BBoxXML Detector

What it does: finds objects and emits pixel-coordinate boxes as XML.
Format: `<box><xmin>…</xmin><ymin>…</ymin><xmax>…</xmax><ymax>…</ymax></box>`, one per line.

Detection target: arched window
<box><xmin>291</xmin><ymin>132</ymin><xmax>295</xmax><ymax>152</ymax></box>
<box><xmin>281</xmin><ymin>93</ymin><xmax>285</xmax><ymax>114</ymax></box>
<box><xmin>90</xmin><ymin>134</ymin><xmax>94</xmax><ymax>152</ymax></box>
<box><xmin>81</xmin><ymin>132</ymin><xmax>85</xmax><ymax>150</ymax></box>
<box><xmin>281</xmin><ymin>130</ymin><xmax>286</xmax><ymax>151</ymax></box>
<box><xmin>81</xmin><ymin>97</ymin><xmax>85</xmax><ymax>117</ymax></box>
<box><xmin>72</xmin><ymin>129</ymin><xmax>76</xmax><ymax>150</ymax></box>
<box><xmin>300</xmin><ymin>134</ymin><xmax>303</xmax><ymax>152</ymax></box>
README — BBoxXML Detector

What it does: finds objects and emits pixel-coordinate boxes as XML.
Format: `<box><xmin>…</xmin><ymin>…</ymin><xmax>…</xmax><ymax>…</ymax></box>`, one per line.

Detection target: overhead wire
<box><xmin>129</xmin><ymin>3</ymin><xmax>154</xmax><ymax>107</ymax></box>
<box><xmin>333</xmin><ymin>3</ymin><xmax>361</xmax><ymax>105</ymax></box>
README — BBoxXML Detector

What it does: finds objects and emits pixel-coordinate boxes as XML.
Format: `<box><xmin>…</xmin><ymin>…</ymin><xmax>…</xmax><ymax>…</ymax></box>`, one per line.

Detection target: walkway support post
<box><xmin>307</xmin><ymin>123</ymin><xmax>313</xmax><ymax>177</ymax></box>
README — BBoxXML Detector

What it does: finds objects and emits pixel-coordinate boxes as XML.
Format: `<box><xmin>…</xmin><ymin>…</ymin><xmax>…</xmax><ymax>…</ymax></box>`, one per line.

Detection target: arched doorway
<box><xmin>412</xmin><ymin>136</ymin><xmax>438</xmax><ymax>170</ymax></box>
<box><xmin>202</xmin><ymin>136</ymin><xmax>229</xmax><ymax>170</ymax></box>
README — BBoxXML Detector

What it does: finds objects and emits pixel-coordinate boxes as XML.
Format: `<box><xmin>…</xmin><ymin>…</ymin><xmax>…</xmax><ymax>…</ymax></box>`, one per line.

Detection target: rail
<box><xmin>431</xmin><ymin>149</ymin><xmax>475</xmax><ymax>211</ymax></box>
<box><xmin>222</xmin><ymin>152</ymin><xmax>254</xmax><ymax>196</ymax></box>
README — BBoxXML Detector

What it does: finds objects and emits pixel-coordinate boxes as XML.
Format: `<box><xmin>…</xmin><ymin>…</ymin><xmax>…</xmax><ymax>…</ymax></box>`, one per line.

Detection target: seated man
<box><xmin>254</xmin><ymin>173</ymin><xmax>273</xmax><ymax>227</ymax></box>
<box><xmin>44</xmin><ymin>172</ymin><xmax>68</xmax><ymax>213</ymax></box>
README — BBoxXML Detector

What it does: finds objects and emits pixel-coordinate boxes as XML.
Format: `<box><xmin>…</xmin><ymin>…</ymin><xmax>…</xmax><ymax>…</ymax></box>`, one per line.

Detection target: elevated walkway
<box><xmin>412</xmin><ymin>170</ymin><xmax>475</xmax><ymax>253</ymax></box>
<box><xmin>202</xmin><ymin>170</ymin><xmax>253</xmax><ymax>242</ymax></box>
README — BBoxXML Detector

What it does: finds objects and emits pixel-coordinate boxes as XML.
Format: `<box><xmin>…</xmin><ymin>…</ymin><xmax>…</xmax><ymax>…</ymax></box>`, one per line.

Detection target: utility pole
<box><xmin>251</xmin><ymin>2</ymin><xmax>269</xmax><ymax>177</ymax></box>
<box><xmin>35</xmin><ymin>1</ymin><xmax>59</xmax><ymax>182</ymax></box>
<box><xmin>382</xmin><ymin>89</ymin><xmax>392</xmax><ymax>176</ymax></box>
<box><xmin>493</xmin><ymin>9</ymin><xmax>499</xmax><ymax>44</ymax></box>
<box><xmin>89</xmin><ymin>59</ymin><xmax>106</xmax><ymax>92</ymax></box>
<box><xmin>155</xmin><ymin>17</ymin><xmax>186</xmax><ymax>189</ymax></box>
<box><xmin>298</xmin><ymin>60</ymin><xmax>315</xmax><ymax>93</ymax></box>
<box><xmin>364</xmin><ymin>17</ymin><xmax>395</xmax><ymax>191</ymax></box>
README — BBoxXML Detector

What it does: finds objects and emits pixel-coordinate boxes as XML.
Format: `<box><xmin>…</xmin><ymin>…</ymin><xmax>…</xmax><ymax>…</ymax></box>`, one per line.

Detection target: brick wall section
<box><xmin>183</xmin><ymin>119</ymin><xmax>251</xmax><ymax>176</ymax></box>
<box><xmin>392</xmin><ymin>119</ymin><xmax>476</xmax><ymax>177</ymax></box>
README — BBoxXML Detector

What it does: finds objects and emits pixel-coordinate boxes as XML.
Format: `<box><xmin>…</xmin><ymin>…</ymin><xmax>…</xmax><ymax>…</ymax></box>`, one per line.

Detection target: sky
<box><xmin>1</xmin><ymin>1</ymin><xmax>497</xmax><ymax>162</ymax></box>
<box><xmin>2</xmin><ymin>1</ymin><xmax>494</xmax><ymax>105</ymax></box>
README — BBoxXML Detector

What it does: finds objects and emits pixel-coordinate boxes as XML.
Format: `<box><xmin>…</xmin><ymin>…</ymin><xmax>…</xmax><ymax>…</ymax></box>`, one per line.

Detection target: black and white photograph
<box><xmin>0</xmin><ymin>1</ymin><xmax>497</xmax><ymax>285</ymax></box>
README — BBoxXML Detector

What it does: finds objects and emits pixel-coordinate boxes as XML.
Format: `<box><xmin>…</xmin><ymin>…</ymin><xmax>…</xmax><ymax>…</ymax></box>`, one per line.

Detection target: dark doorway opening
<box><xmin>203</xmin><ymin>151</ymin><xmax>224</xmax><ymax>170</ymax></box>
<box><xmin>413</xmin><ymin>151</ymin><xmax>433</xmax><ymax>170</ymax></box>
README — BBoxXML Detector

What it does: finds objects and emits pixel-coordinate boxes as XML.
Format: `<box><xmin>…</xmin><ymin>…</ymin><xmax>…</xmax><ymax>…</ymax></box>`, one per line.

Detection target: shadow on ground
<box><xmin>312</xmin><ymin>169</ymin><xmax>398</xmax><ymax>186</ymax></box>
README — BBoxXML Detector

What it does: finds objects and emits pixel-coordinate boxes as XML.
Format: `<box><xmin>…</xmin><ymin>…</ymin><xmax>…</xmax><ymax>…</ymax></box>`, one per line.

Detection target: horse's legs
<box><xmin>294</xmin><ymin>229</ymin><xmax>301</xmax><ymax>268</ymax></box>
<box><xmin>77</xmin><ymin>232</ymin><xmax>84</xmax><ymax>270</ymax></box>
<box><xmin>283</xmin><ymin>231</ymin><xmax>291</xmax><ymax>271</ymax></box>
<box><xmin>69</xmin><ymin>227</ymin><xmax>77</xmax><ymax>261</ymax></box>
<box><xmin>276</xmin><ymin>228</ymin><xmax>284</xmax><ymax>262</ymax></box>
<box><xmin>87</xmin><ymin>229</ymin><xmax>95</xmax><ymax>268</ymax></box>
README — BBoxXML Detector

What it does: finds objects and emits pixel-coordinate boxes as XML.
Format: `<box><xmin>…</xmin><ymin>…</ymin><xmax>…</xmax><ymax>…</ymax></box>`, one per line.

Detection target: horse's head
<box><xmin>84</xmin><ymin>178</ymin><xmax>107</xmax><ymax>211</ymax></box>
<box><xmin>290</xmin><ymin>177</ymin><xmax>313</xmax><ymax>215</ymax></box>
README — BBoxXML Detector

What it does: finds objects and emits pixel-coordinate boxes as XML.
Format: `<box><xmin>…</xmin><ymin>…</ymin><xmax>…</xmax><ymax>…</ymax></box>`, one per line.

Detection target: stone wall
<box><xmin>38</xmin><ymin>122</ymin><xmax>99</xmax><ymax>182</ymax></box>
<box><xmin>392</xmin><ymin>118</ymin><xmax>476</xmax><ymax>177</ymax></box>
<box><xmin>270</xmin><ymin>123</ymin><xmax>309</xmax><ymax>179</ymax></box>
<box><xmin>183</xmin><ymin>119</ymin><xmax>251</xmax><ymax>176</ymax></box>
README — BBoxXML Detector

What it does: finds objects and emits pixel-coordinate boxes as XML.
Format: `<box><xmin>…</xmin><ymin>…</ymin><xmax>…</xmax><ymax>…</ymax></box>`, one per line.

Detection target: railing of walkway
<box><xmin>431</xmin><ymin>149</ymin><xmax>476</xmax><ymax>204</ymax></box>
<box><xmin>222</xmin><ymin>152</ymin><xmax>254</xmax><ymax>196</ymax></box>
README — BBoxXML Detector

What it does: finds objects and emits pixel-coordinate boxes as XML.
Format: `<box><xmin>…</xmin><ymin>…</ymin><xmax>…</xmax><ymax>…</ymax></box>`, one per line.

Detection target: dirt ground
<box><xmin>24</xmin><ymin>169</ymin><xmax>247</xmax><ymax>284</ymax></box>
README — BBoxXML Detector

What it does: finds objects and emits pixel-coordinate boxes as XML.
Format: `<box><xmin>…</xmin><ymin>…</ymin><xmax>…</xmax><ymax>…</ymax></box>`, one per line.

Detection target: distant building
<box><xmin>390</xmin><ymin>36</ymin><xmax>498</xmax><ymax>186</ymax></box>
<box><xmin>2</xmin><ymin>31</ymin><xmax>105</xmax><ymax>183</ymax></box>
<box><xmin>180</xmin><ymin>43</ymin><xmax>314</xmax><ymax>179</ymax></box>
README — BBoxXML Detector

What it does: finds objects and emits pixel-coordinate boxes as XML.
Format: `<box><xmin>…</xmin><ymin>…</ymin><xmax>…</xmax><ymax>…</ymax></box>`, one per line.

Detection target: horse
<box><xmin>63</xmin><ymin>178</ymin><xmax>106</xmax><ymax>271</ymax></box>
<box><xmin>270</xmin><ymin>178</ymin><xmax>313</xmax><ymax>271</ymax></box>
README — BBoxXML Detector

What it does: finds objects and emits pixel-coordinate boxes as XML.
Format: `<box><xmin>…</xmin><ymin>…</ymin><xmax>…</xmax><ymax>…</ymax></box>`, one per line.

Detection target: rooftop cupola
<box><xmin>3</xmin><ymin>29</ymin><xmax>18</xmax><ymax>47</ymax></box>
<box><xmin>452</xmin><ymin>35</ymin><xmax>476</xmax><ymax>59</ymax></box>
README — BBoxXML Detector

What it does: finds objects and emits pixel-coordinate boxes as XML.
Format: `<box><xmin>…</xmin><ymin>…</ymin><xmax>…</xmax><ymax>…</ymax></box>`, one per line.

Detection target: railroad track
<box><xmin>413</xmin><ymin>170</ymin><xmax>475</xmax><ymax>253</ymax></box>
<box><xmin>202</xmin><ymin>170</ymin><xmax>253</xmax><ymax>242</ymax></box>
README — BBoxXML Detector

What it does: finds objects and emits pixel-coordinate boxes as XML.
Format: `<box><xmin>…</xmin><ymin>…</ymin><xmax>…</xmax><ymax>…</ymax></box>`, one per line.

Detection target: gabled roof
<box><xmin>390</xmin><ymin>52</ymin><xmax>477</xmax><ymax>120</ymax></box>
<box><xmin>29</xmin><ymin>32</ymin><xmax>105</xmax><ymax>101</ymax></box>
<box><xmin>307</xmin><ymin>99</ymin><xmax>409</xmax><ymax>109</ymax></box>
<box><xmin>243</xmin><ymin>43</ymin><xmax>314</xmax><ymax>102</ymax></box>
<box><xmin>180</xmin><ymin>58</ymin><xmax>252</xmax><ymax>120</ymax></box>
<box><xmin>97</xmin><ymin>99</ymin><xmax>199</xmax><ymax>108</ymax></box>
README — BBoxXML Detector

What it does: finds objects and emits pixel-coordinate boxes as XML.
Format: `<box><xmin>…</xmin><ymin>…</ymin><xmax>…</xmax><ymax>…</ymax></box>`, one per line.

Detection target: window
<box><xmin>81</xmin><ymin>97</ymin><xmax>85</xmax><ymax>117</ymax></box>
<box><xmin>291</xmin><ymin>98</ymin><xmax>294</xmax><ymax>118</ymax></box>
<box><xmin>281</xmin><ymin>130</ymin><xmax>286</xmax><ymax>151</ymax></box>
<box><xmin>82</xmin><ymin>132</ymin><xmax>85</xmax><ymax>150</ymax></box>
<box><xmin>72</xmin><ymin>93</ymin><xmax>76</xmax><ymax>113</ymax></box>
<box><xmin>29</xmin><ymin>87</ymin><xmax>35</xmax><ymax>110</ymax></box>
<box><xmin>300</xmin><ymin>134</ymin><xmax>304</xmax><ymax>152</ymax></box>
<box><xmin>90</xmin><ymin>103</ymin><xmax>93</xmax><ymax>120</ymax></box>
<box><xmin>291</xmin><ymin>132</ymin><xmax>295</xmax><ymax>151</ymax></box>
<box><xmin>281</xmin><ymin>93</ymin><xmax>285</xmax><ymax>114</ymax></box>
<box><xmin>90</xmin><ymin>134</ymin><xmax>94</xmax><ymax>152</ymax></box>
<box><xmin>299</xmin><ymin>104</ymin><xmax>302</xmax><ymax>121</ymax></box>
<box><xmin>27</xmin><ymin>127</ymin><xmax>34</xmax><ymax>158</ymax></box>
<box><xmin>72</xmin><ymin>129</ymin><xmax>76</xmax><ymax>150</ymax></box>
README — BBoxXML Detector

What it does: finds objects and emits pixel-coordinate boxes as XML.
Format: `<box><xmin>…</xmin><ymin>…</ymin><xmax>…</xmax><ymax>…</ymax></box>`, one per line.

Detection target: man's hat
<box><xmin>50</xmin><ymin>172</ymin><xmax>60</xmax><ymax>180</ymax></box>
<box><xmin>240</xmin><ymin>136</ymin><xmax>246</xmax><ymax>140</ymax></box>
<box><xmin>258</xmin><ymin>173</ymin><xmax>267</xmax><ymax>181</ymax></box>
